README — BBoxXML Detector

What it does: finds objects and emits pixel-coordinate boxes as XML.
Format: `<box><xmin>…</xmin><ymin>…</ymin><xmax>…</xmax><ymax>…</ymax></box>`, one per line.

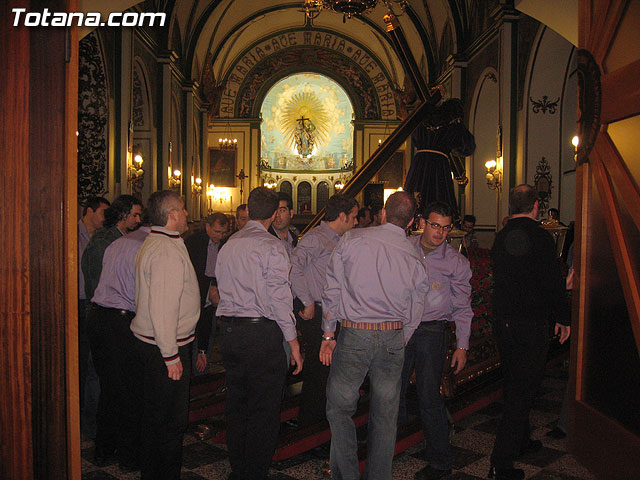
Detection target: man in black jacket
<box><xmin>185</xmin><ymin>212</ymin><xmax>229</xmax><ymax>374</ymax></box>
<box><xmin>489</xmin><ymin>185</ymin><xmax>570</xmax><ymax>480</ymax></box>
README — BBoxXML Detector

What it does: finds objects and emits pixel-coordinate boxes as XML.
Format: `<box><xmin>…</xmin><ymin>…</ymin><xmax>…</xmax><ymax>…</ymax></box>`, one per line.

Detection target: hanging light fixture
<box><xmin>219</xmin><ymin>117</ymin><xmax>237</xmax><ymax>151</ymax></box>
<box><xmin>303</xmin><ymin>0</ymin><xmax>407</xmax><ymax>22</ymax></box>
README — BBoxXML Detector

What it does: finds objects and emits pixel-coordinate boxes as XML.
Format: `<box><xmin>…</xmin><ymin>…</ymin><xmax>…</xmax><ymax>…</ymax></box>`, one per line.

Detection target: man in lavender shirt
<box><xmin>216</xmin><ymin>187</ymin><xmax>303</xmax><ymax>480</ymax></box>
<box><xmin>290</xmin><ymin>193</ymin><xmax>358</xmax><ymax>428</ymax></box>
<box><xmin>320</xmin><ymin>191</ymin><xmax>430</xmax><ymax>480</ymax></box>
<box><xmin>399</xmin><ymin>201</ymin><xmax>473</xmax><ymax>480</ymax></box>
<box><xmin>89</xmin><ymin>222</ymin><xmax>150</xmax><ymax>471</ymax></box>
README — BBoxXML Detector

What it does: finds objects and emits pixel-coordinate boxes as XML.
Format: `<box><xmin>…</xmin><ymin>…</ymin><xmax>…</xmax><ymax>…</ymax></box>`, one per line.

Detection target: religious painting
<box><xmin>377</xmin><ymin>151</ymin><xmax>404</xmax><ymax>189</ymax></box>
<box><xmin>260</xmin><ymin>73</ymin><xmax>354</xmax><ymax>171</ymax></box>
<box><xmin>209</xmin><ymin>148</ymin><xmax>236</xmax><ymax>187</ymax></box>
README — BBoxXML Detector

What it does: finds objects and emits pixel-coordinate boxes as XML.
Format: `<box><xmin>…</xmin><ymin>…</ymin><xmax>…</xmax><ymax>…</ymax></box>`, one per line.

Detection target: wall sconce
<box><xmin>485</xmin><ymin>158</ymin><xmax>502</xmax><ymax>191</ymax></box>
<box><xmin>264</xmin><ymin>176</ymin><xmax>278</xmax><ymax>189</ymax></box>
<box><xmin>191</xmin><ymin>176</ymin><xmax>202</xmax><ymax>195</ymax></box>
<box><xmin>169</xmin><ymin>169</ymin><xmax>181</xmax><ymax>189</ymax></box>
<box><xmin>128</xmin><ymin>152</ymin><xmax>144</xmax><ymax>185</ymax></box>
<box><xmin>572</xmin><ymin>135</ymin><xmax>579</xmax><ymax>161</ymax></box>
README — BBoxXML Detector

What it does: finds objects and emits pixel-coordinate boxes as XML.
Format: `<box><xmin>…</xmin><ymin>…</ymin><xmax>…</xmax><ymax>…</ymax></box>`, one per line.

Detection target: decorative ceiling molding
<box><xmin>216</xmin><ymin>28</ymin><xmax>400</xmax><ymax>121</ymax></box>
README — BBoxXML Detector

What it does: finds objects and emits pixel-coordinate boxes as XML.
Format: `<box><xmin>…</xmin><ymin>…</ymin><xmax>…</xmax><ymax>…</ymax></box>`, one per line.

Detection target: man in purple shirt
<box><xmin>399</xmin><ymin>201</ymin><xmax>473</xmax><ymax>480</ymax></box>
<box><xmin>90</xmin><ymin>224</ymin><xmax>151</xmax><ymax>471</ymax></box>
<box><xmin>216</xmin><ymin>187</ymin><xmax>303</xmax><ymax>480</ymax></box>
<box><xmin>320</xmin><ymin>191</ymin><xmax>429</xmax><ymax>480</ymax></box>
<box><xmin>290</xmin><ymin>193</ymin><xmax>358</xmax><ymax>428</ymax></box>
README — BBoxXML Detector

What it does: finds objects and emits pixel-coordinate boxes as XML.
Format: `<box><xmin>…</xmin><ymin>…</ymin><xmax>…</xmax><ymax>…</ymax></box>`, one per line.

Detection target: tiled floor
<box><xmin>81</xmin><ymin>358</ymin><xmax>595</xmax><ymax>479</ymax></box>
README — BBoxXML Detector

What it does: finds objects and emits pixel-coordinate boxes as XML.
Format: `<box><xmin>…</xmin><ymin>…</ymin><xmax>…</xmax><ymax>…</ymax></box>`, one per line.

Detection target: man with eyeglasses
<box><xmin>399</xmin><ymin>201</ymin><xmax>473</xmax><ymax>480</ymax></box>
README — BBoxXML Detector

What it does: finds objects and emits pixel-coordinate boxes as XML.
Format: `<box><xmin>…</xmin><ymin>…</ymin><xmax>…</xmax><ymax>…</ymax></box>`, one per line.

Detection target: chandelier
<box><xmin>303</xmin><ymin>0</ymin><xmax>407</xmax><ymax>21</ymax></box>
<box><xmin>219</xmin><ymin>119</ymin><xmax>237</xmax><ymax>150</ymax></box>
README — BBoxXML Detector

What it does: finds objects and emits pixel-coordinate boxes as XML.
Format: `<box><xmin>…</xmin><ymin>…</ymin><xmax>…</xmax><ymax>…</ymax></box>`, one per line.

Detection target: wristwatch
<box><xmin>321</xmin><ymin>335</ymin><xmax>336</xmax><ymax>341</ymax></box>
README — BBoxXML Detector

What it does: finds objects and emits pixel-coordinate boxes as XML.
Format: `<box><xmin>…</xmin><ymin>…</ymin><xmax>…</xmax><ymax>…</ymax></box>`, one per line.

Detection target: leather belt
<box><xmin>93</xmin><ymin>303</ymin><xmax>135</xmax><ymax>317</ymax></box>
<box><xmin>341</xmin><ymin>319</ymin><xmax>403</xmax><ymax>331</ymax></box>
<box><xmin>219</xmin><ymin>316</ymin><xmax>268</xmax><ymax>324</ymax></box>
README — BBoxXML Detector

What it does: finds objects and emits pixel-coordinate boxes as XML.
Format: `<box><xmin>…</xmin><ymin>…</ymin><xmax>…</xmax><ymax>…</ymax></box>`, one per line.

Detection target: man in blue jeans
<box><xmin>320</xmin><ymin>191</ymin><xmax>429</xmax><ymax>480</ymax></box>
<box><xmin>399</xmin><ymin>201</ymin><xmax>473</xmax><ymax>480</ymax></box>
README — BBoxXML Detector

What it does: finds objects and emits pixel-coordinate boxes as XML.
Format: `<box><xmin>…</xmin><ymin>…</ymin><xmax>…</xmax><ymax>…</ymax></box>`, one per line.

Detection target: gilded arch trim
<box><xmin>217</xmin><ymin>28</ymin><xmax>399</xmax><ymax>121</ymax></box>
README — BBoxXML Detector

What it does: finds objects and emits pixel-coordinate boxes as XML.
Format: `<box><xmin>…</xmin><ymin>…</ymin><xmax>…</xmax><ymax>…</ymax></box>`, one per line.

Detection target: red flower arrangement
<box><xmin>468</xmin><ymin>247</ymin><xmax>494</xmax><ymax>338</ymax></box>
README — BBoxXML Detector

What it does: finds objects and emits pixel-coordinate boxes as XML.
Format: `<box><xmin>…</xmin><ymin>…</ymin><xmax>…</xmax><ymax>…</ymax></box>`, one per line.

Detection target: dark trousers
<box><xmin>131</xmin><ymin>339</ymin><xmax>192</xmax><ymax>480</ymax></box>
<box><xmin>87</xmin><ymin>304</ymin><xmax>140</xmax><ymax>464</ymax></box>
<box><xmin>221</xmin><ymin>319</ymin><xmax>287</xmax><ymax>480</ymax></box>
<box><xmin>399</xmin><ymin>321</ymin><xmax>452</xmax><ymax>471</ymax></box>
<box><xmin>297</xmin><ymin>303</ymin><xmax>332</xmax><ymax>428</ymax></box>
<box><xmin>79</xmin><ymin>299</ymin><xmax>99</xmax><ymax>438</ymax></box>
<box><xmin>490</xmin><ymin>319</ymin><xmax>549</xmax><ymax>469</ymax></box>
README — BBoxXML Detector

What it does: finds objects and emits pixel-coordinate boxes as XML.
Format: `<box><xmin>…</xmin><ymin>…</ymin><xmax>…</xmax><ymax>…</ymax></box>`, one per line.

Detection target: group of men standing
<box><xmin>77</xmin><ymin>180</ymin><xmax>569</xmax><ymax>480</ymax></box>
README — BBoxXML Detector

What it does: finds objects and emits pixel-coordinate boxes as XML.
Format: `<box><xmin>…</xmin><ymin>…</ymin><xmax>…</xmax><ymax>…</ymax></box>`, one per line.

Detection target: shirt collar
<box><xmin>380</xmin><ymin>222</ymin><xmax>407</xmax><ymax>236</ymax></box>
<box><xmin>320</xmin><ymin>221</ymin><xmax>342</xmax><ymax>239</ymax></box>
<box><xmin>150</xmin><ymin>226</ymin><xmax>181</xmax><ymax>238</ymax></box>
<box><xmin>78</xmin><ymin>219</ymin><xmax>90</xmax><ymax>238</ymax></box>
<box><xmin>246</xmin><ymin>219</ymin><xmax>268</xmax><ymax>232</ymax></box>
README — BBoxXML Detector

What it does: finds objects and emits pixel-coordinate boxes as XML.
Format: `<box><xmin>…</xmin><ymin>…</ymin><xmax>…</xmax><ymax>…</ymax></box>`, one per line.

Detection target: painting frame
<box><xmin>209</xmin><ymin>148</ymin><xmax>236</xmax><ymax>187</ymax></box>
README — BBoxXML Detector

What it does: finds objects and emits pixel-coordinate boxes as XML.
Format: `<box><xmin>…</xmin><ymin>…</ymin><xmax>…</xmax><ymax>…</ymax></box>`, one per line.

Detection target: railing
<box><xmin>301</xmin><ymin>13</ymin><xmax>442</xmax><ymax>234</ymax></box>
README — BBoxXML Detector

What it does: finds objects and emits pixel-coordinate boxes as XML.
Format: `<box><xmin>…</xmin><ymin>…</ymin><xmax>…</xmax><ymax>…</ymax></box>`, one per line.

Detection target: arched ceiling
<box><xmin>80</xmin><ymin>1</ymin><xmax>454</xmax><ymax>89</ymax></box>
<box><xmin>78</xmin><ymin>1</ymin><xmax>578</xmax><ymax>89</ymax></box>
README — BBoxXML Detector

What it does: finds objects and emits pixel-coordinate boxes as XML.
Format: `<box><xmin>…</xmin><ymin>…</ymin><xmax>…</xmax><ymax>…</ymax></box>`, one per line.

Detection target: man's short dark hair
<box><xmin>82</xmin><ymin>196</ymin><xmax>110</xmax><ymax>216</ymax></box>
<box><xmin>147</xmin><ymin>190</ymin><xmax>181</xmax><ymax>227</ymax></box>
<box><xmin>325</xmin><ymin>194</ymin><xmax>358</xmax><ymax>222</ymax></box>
<box><xmin>236</xmin><ymin>204</ymin><xmax>248</xmax><ymax>217</ymax></box>
<box><xmin>204</xmin><ymin>212</ymin><xmax>229</xmax><ymax>227</ymax></box>
<box><xmin>104</xmin><ymin>194</ymin><xmax>143</xmax><ymax>228</ymax></box>
<box><xmin>423</xmin><ymin>201</ymin><xmax>453</xmax><ymax>220</ymax></box>
<box><xmin>463</xmin><ymin>214</ymin><xmax>476</xmax><ymax>224</ymax></box>
<box><xmin>277</xmin><ymin>191</ymin><xmax>293</xmax><ymax>211</ymax></box>
<box><xmin>357</xmin><ymin>206</ymin><xmax>371</xmax><ymax>221</ymax></box>
<box><xmin>509</xmin><ymin>184</ymin><xmax>539</xmax><ymax>215</ymax></box>
<box><xmin>385</xmin><ymin>192</ymin><xmax>416</xmax><ymax>228</ymax></box>
<box><xmin>248</xmin><ymin>187</ymin><xmax>278</xmax><ymax>220</ymax></box>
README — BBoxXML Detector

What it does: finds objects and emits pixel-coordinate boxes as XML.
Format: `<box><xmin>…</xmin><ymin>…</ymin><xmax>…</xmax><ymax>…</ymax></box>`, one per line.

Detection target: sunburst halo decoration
<box><xmin>280</xmin><ymin>91</ymin><xmax>329</xmax><ymax>157</ymax></box>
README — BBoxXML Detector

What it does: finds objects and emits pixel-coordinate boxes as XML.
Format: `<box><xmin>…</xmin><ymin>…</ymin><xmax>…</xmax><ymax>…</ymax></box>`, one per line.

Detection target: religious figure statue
<box><xmin>404</xmin><ymin>99</ymin><xmax>476</xmax><ymax>219</ymax></box>
<box><xmin>294</xmin><ymin>116</ymin><xmax>317</xmax><ymax>157</ymax></box>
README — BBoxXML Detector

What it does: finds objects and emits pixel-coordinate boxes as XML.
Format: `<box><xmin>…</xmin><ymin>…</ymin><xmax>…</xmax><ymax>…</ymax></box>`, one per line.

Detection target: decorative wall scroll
<box><xmin>534</xmin><ymin>156</ymin><xmax>553</xmax><ymax>212</ymax></box>
<box><xmin>217</xmin><ymin>29</ymin><xmax>398</xmax><ymax>121</ymax></box>
<box><xmin>78</xmin><ymin>31</ymin><xmax>109</xmax><ymax>201</ymax></box>
<box><xmin>530</xmin><ymin>95</ymin><xmax>560</xmax><ymax>114</ymax></box>
<box><xmin>209</xmin><ymin>148</ymin><xmax>236</xmax><ymax>187</ymax></box>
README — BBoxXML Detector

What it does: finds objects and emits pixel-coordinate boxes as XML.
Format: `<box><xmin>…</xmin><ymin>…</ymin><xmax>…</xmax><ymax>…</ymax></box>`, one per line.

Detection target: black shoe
<box><xmin>488</xmin><ymin>466</ymin><xmax>525</xmax><ymax>480</ymax></box>
<box><xmin>545</xmin><ymin>427</ymin><xmax>566</xmax><ymax>439</ymax></box>
<box><xmin>519</xmin><ymin>438</ymin><xmax>542</xmax><ymax>456</ymax></box>
<box><xmin>414</xmin><ymin>465</ymin><xmax>452</xmax><ymax>480</ymax></box>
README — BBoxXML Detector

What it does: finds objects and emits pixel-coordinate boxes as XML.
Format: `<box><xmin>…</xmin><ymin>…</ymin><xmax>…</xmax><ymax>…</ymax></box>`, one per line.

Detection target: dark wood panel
<box><xmin>600</xmin><ymin>59</ymin><xmax>640</xmax><ymax>124</ymax></box>
<box><xmin>0</xmin><ymin>1</ymin><xmax>34</xmax><ymax>479</ymax></box>
<box><xmin>29</xmin><ymin>0</ymin><xmax>73</xmax><ymax>476</ymax></box>
<box><xmin>570</xmin><ymin>401</ymin><xmax>640</xmax><ymax>479</ymax></box>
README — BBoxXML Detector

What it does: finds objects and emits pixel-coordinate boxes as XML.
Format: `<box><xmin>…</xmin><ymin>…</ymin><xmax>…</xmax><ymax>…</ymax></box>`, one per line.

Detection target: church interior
<box><xmin>2</xmin><ymin>0</ymin><xmax>640</xmax><ymax>479</ymax></box>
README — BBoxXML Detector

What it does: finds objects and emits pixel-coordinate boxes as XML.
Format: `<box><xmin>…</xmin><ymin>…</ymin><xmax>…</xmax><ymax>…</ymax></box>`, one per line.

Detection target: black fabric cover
<box><xmin>404</xmin><ymin>99</ymin><xmax>476</xmax><ymax>218</ymax></box>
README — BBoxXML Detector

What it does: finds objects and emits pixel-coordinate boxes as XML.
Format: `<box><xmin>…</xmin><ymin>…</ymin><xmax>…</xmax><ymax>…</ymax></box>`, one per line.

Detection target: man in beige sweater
<box><xmin>130</xmin><ymin>190</ymin><xmax>200</xmax><ymax>480</ymax></box>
